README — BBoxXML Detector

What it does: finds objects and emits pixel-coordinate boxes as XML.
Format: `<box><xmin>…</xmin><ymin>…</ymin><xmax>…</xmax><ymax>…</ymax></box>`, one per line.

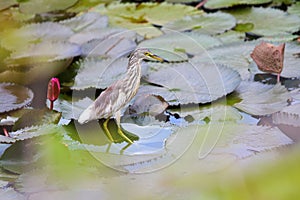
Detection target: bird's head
<box><xmin>131</xmin><ymin>48</ymin><xmax>168</xmax><ymax>62</ymax></box>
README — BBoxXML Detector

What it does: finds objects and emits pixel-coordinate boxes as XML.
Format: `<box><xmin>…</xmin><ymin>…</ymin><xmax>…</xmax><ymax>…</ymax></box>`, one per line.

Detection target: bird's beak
<box><xmin>149</xmin><ymin>53</ymin><xmax>169</xmax><ymax>63</ymax></box>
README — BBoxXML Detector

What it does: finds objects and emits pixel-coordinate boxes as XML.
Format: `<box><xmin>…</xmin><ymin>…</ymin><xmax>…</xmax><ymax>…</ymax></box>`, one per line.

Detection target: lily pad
<box><xmin>81</xmin><ymin>37</ymin><xmax>136</xmax><ymax>57</ymax></box>
<box><xmin>60</xmin><ymin>12</ymin><xmax>108</xmax><ymax>33</ymax></box>
<box><xmin>6</xmin><ymin>41</ymin><xmax>81</xmax><ymax>66</ymax></box>
<box><xmin>0</xmin><ymin>0</ymin><xmax>16</xmax><ymax>11</ymax></box>
<box><xmin>0</xmin><ymin>22</ymin><xmax>74</xmax><ymax>51</ymax></box>
<box><xmin>92</xmin><ymin>2</ymin><xmax>202</xmax><ymax>38</ymax></box>
<box><xmin>72</xmin><ymin>57</ymin><xmax>128</xmax><ymax>90</ymax></box>
<box><xmin>138</xmin><ymin>32</ymin><xmax>222</xmax><ymax>61</ymax></box>
<box><xmin>233</xmin><ymin>82</ymin><xmax>291</xmax><ymax>116</ymax></box>
<box><xmin>162</xmin><ymin>12</ymin><xmax>236</xmax><ymax>35</ymax></box>
<box><xmin>19</xmin><ymin>0</ymin><xmax>78</xmax><ymax>14</ymax></box>
<box><xmin>140</xmin><ymin>62</ymin><xmax>241</xmax><ymax>105</ymax></box>
<box><xmin>204</xmin><ymin>0</ymin><xmax>272</xmax><ymax>9</ymax></box>
<box><xmin>60</xmin><ymin>97</ymin><xmax>94</xmax><ymax>120</ymax></box>
<box><xmin>227</xmin><ymin>7</ymin><xmax>300</xmax><ymax>37</ymax></box>
<box><xmin>0</xmin><ymin>83</ymin><xmax>33</xmax><ymax>113</ymax></box>
<box><xmin>272</xmin><ymin>103</ymin><xmax>300</xmax><ymax>127</ymax></box>
<box><xmin>288</xmin><ymin>2</ymin><xmax>300</xmax><ymax>18</ymax></box>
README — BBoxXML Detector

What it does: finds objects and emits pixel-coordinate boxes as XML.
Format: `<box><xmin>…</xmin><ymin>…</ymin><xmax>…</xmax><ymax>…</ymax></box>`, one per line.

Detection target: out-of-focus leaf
<box><xmin>6</xmin><ymin>41</ymin><xmax>81</xmax><ymax>66</ymax></box>
<box><xmin>139</xmin><ymin>62</ymin><xmax>241</xmax><ymax>105</ymax></box>
<box><xmin>138</xmin><ymin>32</ymin><xmax>222</xmax><ymax>62</ymax></box>
<box><xmin>204</xmin><ymin>0</ymin><xmax>272</xmax><ymax>9</ymax></box>
<box><xmin>9</xmin><ymin>124</ymin><xmax>59</xmax><ymax>142</ymax></box>
<box><xmin>234</xmin><ymin>82</ymin><xmax>290</xmax><ymax>116</ymax></box>
<box><xmin>227</xmin><ymin>7</ymin><xmax>300</xmax><ymax>37</ymax></box>
<box><xmin>0</xmin><ymin>22</ymin><xmax>73</xmax><ymax>51</ymax></box>
<box><xmin>162</xmin><ymin>12</ymin><xmax>236</xmax><ymax>35</ymax></box>
<box><xmin>72</xmin><ymin>57</ymin><xmax>127</xmax><ymax>90</ymax></box>
<box><xmin>0</xmin><ymin>83</ymin><xmax>33</xmax><ymax>113</ymax></box>
<box><xmin>0</xmin><ymin>187</ymin><xmax>25</xmax><ymax>200</ymax></box>
<box><xmin>0</xmin><ymin>59</ymin><xmax>72</xmax><ymax>84</ymax></box>
<box><xmin>0</xmin><ymin>0</ymin><xmax>16</xmax><ymax>11</ymax></box>
<box><xmin>0</xmin><ymin>136</ymin><xmax>16</xmax><ymax>144</ymax></box>
<box><xmin>19</xmin><ymin>0</ymin><xmax>79</xmax><ymax>14</ymax></box>
<box><xmin>60</xmin><ymin>12</ymin><xmax>108</xmax><ymax>32</ymax></box>
<box><xmin>12</xmin><ymin>109</ymin><xmax>61</xmax><ymax>131</ymax></box>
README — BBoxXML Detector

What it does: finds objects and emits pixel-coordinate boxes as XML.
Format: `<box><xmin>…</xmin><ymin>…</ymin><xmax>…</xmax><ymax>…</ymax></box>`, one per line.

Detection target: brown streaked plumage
<box><xmin>78</xmin><ymin>48</ymin><xmax>166</xmax><ymax>144</ymax></box>
<box><xmin>250</xmin><ymin>41</ymin><xmax>285</xmax><ymax>83</ymax></box>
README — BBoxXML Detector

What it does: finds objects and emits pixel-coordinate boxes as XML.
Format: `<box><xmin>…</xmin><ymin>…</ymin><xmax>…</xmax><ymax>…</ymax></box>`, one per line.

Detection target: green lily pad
<box><xmin>227</xmin><ymin>7</ymin><xmax>300</xmax><ymax>37</ymax></box>
<box><xmin>216</xmin><ymin>30</ymin><xmax>245</xmax><ymax>44</ymax></box>
<box><xmin>60</xmin><ymin>12</ymin><xmax>108</xmax><ymax>33</ymax></box>
<box><xmin>0</xmin><ymin>0</ymin><xmax>16</xmax><ymax>11</ymax></box>
<box><xmin>0</xmin><ymin>83</ymin><xmax>33</xmax><ymax>113</ymax></box>
<box><xmin>72</xmin><ymin>57</ymin><xmax>128</xmax><ymax>90</ymax></box>
<box><xmin>288</xmin><ymin>2</ymin><xmax>300</xmax><ymax>18</ymax></box>
<box><xmin>6</xmin><ymin>41</ymin><xmax>81</xmax><ymax>66</ymax></box>
<box><xmin>0</xmin><ymin>22</ymin><xmax>74</xmax><ymax>51</ymax></box>
<box><xmin>92</xmin><ymin>2</ymin><xmax>201</xmax><ymax>38</ymax></box>
<box><xmin>12</xmin><ymin>109</ymin><xmax>61</xmax><ymax>131</ymax></box>
<box><xmin>162</xmin><ymin>12</ymin><xmax>236</xmax><ymax>35</ymax></box>
<box><xmin>19</xmin><ymin>0</ymin><xmax>78</xmax><ymax>14</ymax></box>
<box><xmin>204</xmin><ymin>0</ymin><xmax>272</xmax><ymax>9</ymax></box>
<box><xmin>138</xmin><ymin>32</ymin><xmax>222</xmax><ymax>61</ymax></box>
<box><xmin>233</xmin><ymin>82</ymin><xmax>291</xmax><ymax>116</ymax></box>
<box><xmin>139</xmin><ymin>62</ymin><xmax>241</xmax><ymax>105</ymax></box>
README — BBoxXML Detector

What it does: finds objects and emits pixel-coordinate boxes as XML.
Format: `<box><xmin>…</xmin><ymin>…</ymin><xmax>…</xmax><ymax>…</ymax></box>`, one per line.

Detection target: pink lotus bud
<box><xmin>47</xmin><ymin>78</ymin><xmax>60</xmax><ymax>110</ymax></box>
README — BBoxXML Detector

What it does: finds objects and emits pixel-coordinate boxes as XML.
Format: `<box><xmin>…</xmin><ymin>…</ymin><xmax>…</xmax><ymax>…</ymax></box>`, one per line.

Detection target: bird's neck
<box><xmin>123</xmin><ymin>57</ymin><xmax>142</xmax><ymax>88</ymax></box>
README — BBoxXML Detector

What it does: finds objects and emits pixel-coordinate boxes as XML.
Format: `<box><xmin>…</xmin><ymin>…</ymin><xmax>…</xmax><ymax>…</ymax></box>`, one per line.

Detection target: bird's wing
<box><xmin>93</xmin><ymin>81</ymin><xmax>126</xmax><ymax>118</ymax></box>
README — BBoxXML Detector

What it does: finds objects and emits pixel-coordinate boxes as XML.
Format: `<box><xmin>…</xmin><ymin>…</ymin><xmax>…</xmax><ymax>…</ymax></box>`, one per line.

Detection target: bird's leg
<box><xmin>277</xmin><ymin>73</ymin><xmax>281</xmax><ymax>83</ymax></box>
<box><xmin>103</xmin><ymin>118</ymin><xmax>114</xmax><ymax>142</ymax></box>
<box><xmin>115</xmin><ymin>110</ymin><xmax>133</xmax><ymax>144</ymax></box>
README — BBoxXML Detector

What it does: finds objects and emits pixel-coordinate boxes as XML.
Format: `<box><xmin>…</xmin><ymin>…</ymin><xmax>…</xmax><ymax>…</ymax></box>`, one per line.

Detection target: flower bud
<box><xmin>47</xmin><ymin>77</ymin><xmax>60</xmax><ymax>102</ymax></box>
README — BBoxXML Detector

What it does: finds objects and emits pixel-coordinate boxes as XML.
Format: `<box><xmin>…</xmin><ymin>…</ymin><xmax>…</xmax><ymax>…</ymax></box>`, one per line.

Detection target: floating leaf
<box><xmin>0</xmin><ymin>22</ymin><xmax>74</xmax><ymax>51</ymax></box>
<box><xmin>92</xmin><ymin>2</ymin><xmax>201</xmax><ymax>38</ymax></box>
<box><xmin>138</xmin><ymin>32</ymin><xmax>222</xmax><ymax>61</ymax></box>
<box><xmin>233</xmin><ymin>82</ymin><xmax>290</xmax><ymax>116</ymax></box>
<box><xmin>288</xmin><ymin>2</ymin><xmax>300</xmax><ymax>18</ymax></box>
<box><xmin>19</xmin><ymin>0</ymin><xmax>79</xmax><ymax>14</ymax></box>
<box><xmin>272</xmin><ymin>103</ymin><xmax>300</xmax><ymax>127</ymax></box>
<box><xmin>12</xmin><ymin>109</ymin><xmax>61</xmax><ymax>131</ymax></box>
<box><xmin>9</xmin><ymin>124</ymin><xmax>60</xmax><ymax>142</ymax></box>
<box><xmin>0</xmin><ymin>0</ymin><xmax>16</xmax><ymax>11</ymax></box>
<box><xmin>60</xmin><ymin>97</ymin><xmax>94</xmax><ymax>120</ymax></box>
<box><xmin>69</xmin><ymin>28</ymin><xmax>136</xmax><ymax>45</ymax></box>
<box><xmin>139</xmin><ymin>62</ymin><xmax>241</xmax><ymax>105</ymax></box>
<box><xmin>6</xmin><ymin>41</ymin><xmax>81</xmax><ymax>66</ymax></box>
<box><xmin>0</xmin><ymin>59</ymin><xmax>72</xmax><ymax>84</ymax></box>
<box><xmin>204</xmin><ymin>0</ymin><xmax>272</xmax><ymax>9</ymax></box>
<box><xmin>164</xmin><ymin>123</ymin><xmax>293</xmax><ymax>172</ymax></box>
<box><xmin>216</xmin><ymin>30</ymin><xmax>245</xmax><ymax>44</ymax></box>
<box><xmin>60</xmin><ymin>12</ymin><xmax>108</xmax><ymax>32</ymax></box>
<box><xmin>81</xmin><ymin>37</ymin><xmax>136</xmax><ymax>57</ymax></box>
<box><xmin>227</xmin><ymin>7</ymin><xmax>300</xmax><ymax>37</ymax></box>
<box><xmin>72</xmin><ymin>57</ymin><xmax>128</xmax><ymax>90</ymax></box>
<box><xmin>162</xmin><ymin>12</ymin><xmax>236</xmax><ymax>35</ymax></box>
<box><xmin>0</xmin><ymin>83</ymin><xmax>33</xmax><ymax>113</ymax></box>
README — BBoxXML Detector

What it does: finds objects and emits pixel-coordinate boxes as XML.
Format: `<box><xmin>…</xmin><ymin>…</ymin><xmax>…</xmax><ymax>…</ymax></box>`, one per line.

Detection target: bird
<box><xmin>78</xmin><ymin>48</ymin><xmax>167</xmax><ymax>144</ymax></box>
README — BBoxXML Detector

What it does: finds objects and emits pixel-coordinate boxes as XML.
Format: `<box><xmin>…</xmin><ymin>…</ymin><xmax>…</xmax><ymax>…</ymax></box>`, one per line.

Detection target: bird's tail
<box><xmin>78</xmin><ymin>103</ymin><xmax>96</xmax><ymax>124</ymax></box>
